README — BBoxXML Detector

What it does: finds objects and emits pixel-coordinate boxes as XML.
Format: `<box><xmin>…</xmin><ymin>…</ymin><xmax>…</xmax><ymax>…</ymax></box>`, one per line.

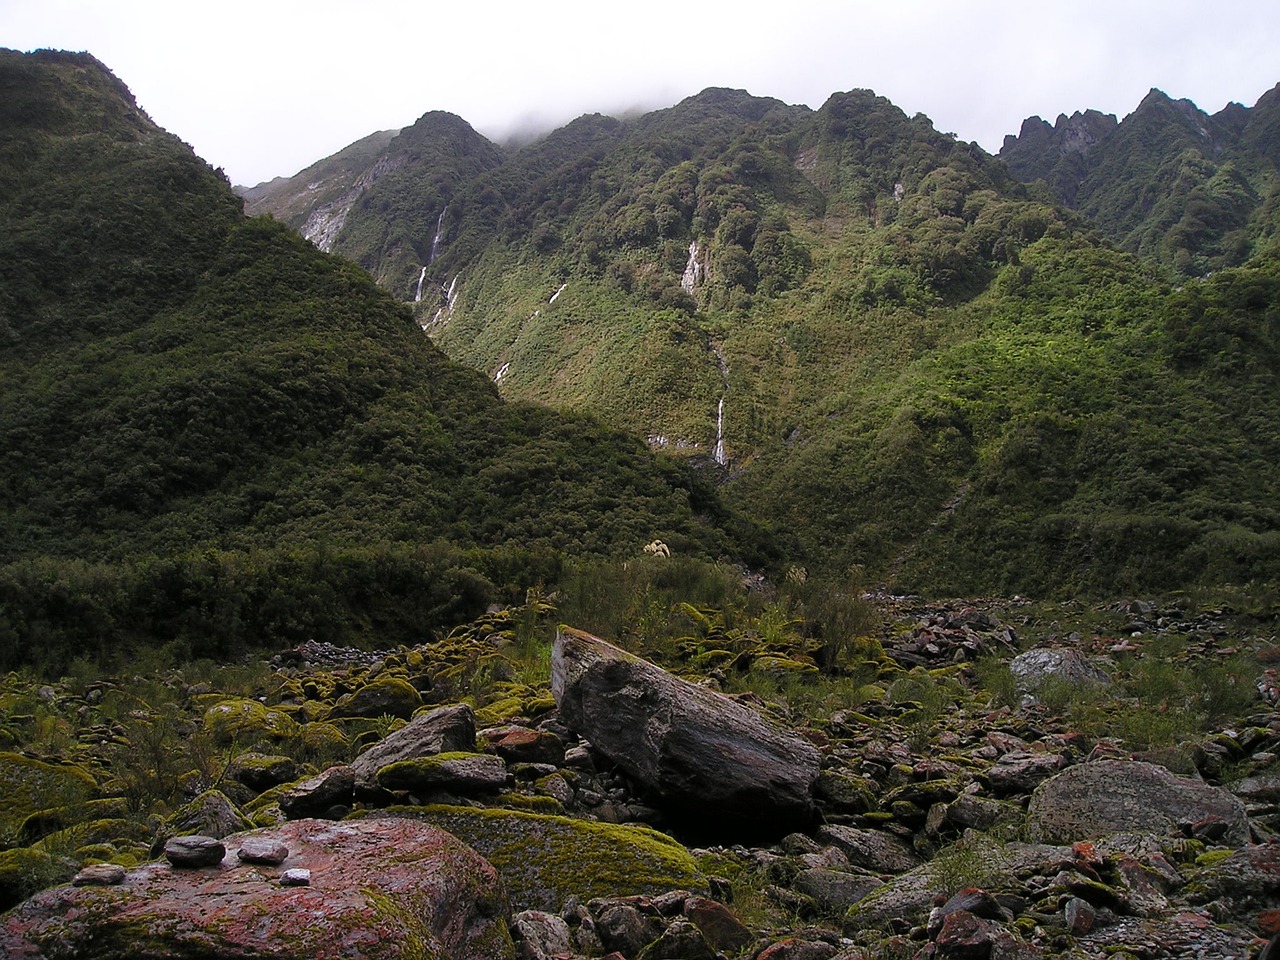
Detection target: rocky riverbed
<box><xmin>1</xmin><ymin>594</ymin><xmax>1278</xmax><ymax>958</ymax></box>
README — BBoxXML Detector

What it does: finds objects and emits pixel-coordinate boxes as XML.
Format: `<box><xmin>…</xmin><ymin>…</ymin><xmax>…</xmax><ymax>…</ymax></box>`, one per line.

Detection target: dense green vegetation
<box><xmin>0</xmin><ymin>50</ymin><xmax>765</xmax><ymax>674</ymax></box>
<box><xmin>248</xmin><ymin>80</ymin><xmax>1280</xmax><ymax>599</ymax></box>
<box><xmin>1000</xmin><ymin>86</ymin><xmax>1280</xmax><ymax>276</ymax></box>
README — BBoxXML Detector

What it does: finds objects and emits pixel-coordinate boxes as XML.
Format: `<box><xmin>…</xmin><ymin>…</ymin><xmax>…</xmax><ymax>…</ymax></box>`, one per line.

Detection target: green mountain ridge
<box><xmin>0</xmin><ymin>49</ymin><xmax>763</xmax><ymax>672</ymax></box>
<box><xmin>245</xmin><ymin>81</ymin><xmax>1280</xmax><ymax>598</ymax></box>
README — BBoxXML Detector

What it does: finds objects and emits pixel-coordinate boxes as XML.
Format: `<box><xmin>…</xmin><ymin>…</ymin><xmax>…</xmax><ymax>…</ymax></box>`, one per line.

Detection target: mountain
<box><xmin>0</xmin><ymin>49</ymin><xmax>763</xmax><ymax>672</ymax></box>
<box><xmin>1000</xmin><ymin>85</ymin><xmax>1280</xmax><ymax>275</ymax></box>
<box><xmin>245</xmin><ymin>84</ymin><xmax>1280</xmax><ymax>599</ymax></box>
<box><xmin>241</xmin><ymin>82</ymin><xmax>1280</xmax><ymax>601</ymax></box>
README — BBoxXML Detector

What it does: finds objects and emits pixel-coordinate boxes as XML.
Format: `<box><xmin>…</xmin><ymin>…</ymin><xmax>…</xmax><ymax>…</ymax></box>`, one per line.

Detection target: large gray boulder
<box><xmin>1028</xmin><ymin>759</ymin><xmax>1251</xmax><ymax>846</ymax></box>
<box><xmin>0</xmin><ymin>818</ymin><xmax>514</xmax><ymax>959</ymax></box>
<box><xmin>551</xmin><ymin>627</ymin><xmax>822</xmax><ymax>835</ymax></box>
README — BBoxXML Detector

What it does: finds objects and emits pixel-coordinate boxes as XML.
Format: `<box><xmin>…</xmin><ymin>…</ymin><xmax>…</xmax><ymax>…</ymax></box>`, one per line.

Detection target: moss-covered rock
<box><xmin>376</xmin><ymin>752</ymin><xmax>510</xmax><ymax>795</ymax></box>
<box><xmin>202</xmin><ymin>699</ymin><xmax>299</xmax><ymax>746</ymax></box>
<box><xmin>0</xmin><ymin>846</ymin><xmax>67</xmax><ymax>912</ymax></box>
<box><xmin>330</xmin><ymin>676</ymin><xmax>423</xmax><ymax>720</ymax></box>
<box><xmin>227</xmin><ymin>753</ymin><xmax>300</xmax><ymax>792</ymax></box>
<box><xmin>0</xmin><ymin>753</ymin><xmax>97</xmax><ymax>846</ymax></box>
<box><xmin>361</xmin><ymin>804</ymin><xmax>707</xmax><ymax>912</ymax></box>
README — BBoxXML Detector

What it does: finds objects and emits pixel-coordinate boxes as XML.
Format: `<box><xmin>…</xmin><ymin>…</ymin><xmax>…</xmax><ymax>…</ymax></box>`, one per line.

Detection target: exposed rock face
<box><xmin>1028</xmin><ymin>759</ymin><xmax>1252</xmax><ymax>846</ymax></box>
<box><xmin>0</xmin><ymin>818</ymin><xmax>514</xmax><ymax>960</ymax></box>
<box><xmin>551</xmin><ymin>627</ymin><xmax>822</xmax><ymax>835</ymax></box>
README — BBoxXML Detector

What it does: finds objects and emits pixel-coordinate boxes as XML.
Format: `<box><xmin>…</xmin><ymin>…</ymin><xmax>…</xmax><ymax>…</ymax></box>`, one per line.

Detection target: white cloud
<box><xmin>3</xmin><ymin>0</ymin><xmax>1277</xmax><ymax>186</ymax></box>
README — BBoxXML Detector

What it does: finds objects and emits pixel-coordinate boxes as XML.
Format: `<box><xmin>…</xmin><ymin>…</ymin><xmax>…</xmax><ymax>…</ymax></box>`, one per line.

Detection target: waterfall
<box><xmin>428</xmin><ymin>207</ymin><xmax>447</xmax><ymax>265</ymax></box>
<box><xmin>681</xmin><ymin>240</ymin><xmax>703</xmax><ymax>295</ymax></box>
<box><xmin>710</xmin><ymin>339</ymin><xmax>729</xmax><ymax>467</ymax></box>
<box><xmin>413</xmin><ymin>266</ymin><xmax>428</xmax><ymax>303</ymax></box>
<box><xmin>549</xmin><ymin>283</ymin><xmax>567</xmax><ymax>304</ymax></box>
<box><xmin>713</xmin><ymin>397</ymin><xmax>726</xmax><ymax>466</ymax></box>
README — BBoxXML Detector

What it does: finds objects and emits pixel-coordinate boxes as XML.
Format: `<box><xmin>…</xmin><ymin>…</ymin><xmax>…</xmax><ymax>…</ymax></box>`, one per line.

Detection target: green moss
<box><xmin>202</xmin><ymin>699</ymin><xmax>299</xmax><ymax>746</ymax></box>
<box><xmin>0</xmin><ymin>752</ymin><xmax>97</xmax><ymax>845</ymax></box>
<box><xmin>500</xmin><ymin>793</ymin><xmax>565</xmax><ymax>814</ymax></box>
<box><xmin>356</xmin><ymin>804</ymin><xmax>706</xmax><ymax>912</ymax></box>
<box><xmin>473</xmin><ymin>696</ymin><xmax>525</xmax><ymax>728</ymax></box>
<box><xmin>1194</xmin><ymin>848</ymin><xmax>1236</xmax><ymax>867</ymax></box>
<box><xmin>0</xmin><ymin>845</ymin><xmax>67</xmax><ymax>910</ymax></box>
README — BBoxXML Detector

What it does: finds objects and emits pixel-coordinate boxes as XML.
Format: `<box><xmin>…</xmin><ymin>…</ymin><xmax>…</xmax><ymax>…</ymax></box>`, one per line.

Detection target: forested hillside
<box><xmin>247</xmin><ymin>84</ymin><xmax>1280</xmax><ymax>598</ymax></box>
<box><xmin>0</xmin><ymin>50</ymin><xmax>763</xmax><ymax>672</ymax></box>
<box><xmin>1000</xmin><ymin>85</ymin><xmax>1280</xmax><ymax>275</ymax></box>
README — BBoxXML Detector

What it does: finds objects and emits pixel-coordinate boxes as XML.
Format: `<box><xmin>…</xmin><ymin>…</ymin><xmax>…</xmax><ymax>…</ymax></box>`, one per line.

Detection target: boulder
<box><xmin>1028</xmin><ymin>759</ymin><xmax>1251</xmax><ymax>846</ymax></box>
<box><xmin>0</xmin><ymin>752</ymin><xmax>96</xmax><ymax>842</ymax></box>
<box><xmin>364</xmin><ymin>804</ymin><xmax>706</xmax><ymax>912</ymax></box>
<box><xmin>349</xmin><ymin>702</ymin><xmax>477</xmax><ymax>790</ymax></box>
<box><xmin>330</xmin><ymin>675</ymin><xmax>423</xmax><ymax>720</ymax></box>
<box><xmin>278</xmin><ymin>764</ymin><xmax>356</xmax><ymax>820</ymax></box>
<box><xmin>157</xmin><ymin>789</ymin><xmax>252</xmax><ymax>847</ymax></box>
<box><xmin>202</xmin><ymin>698</ymin><xmax>298</xmax><ymax>745</ymax></box>
<box><xmin>551</xmin><ymin>627</ymin><xmax>821</xmax><ymax>835</ymax></box>
<box><xmin>376</xmin><ymin>752</ymin><xmax>510</xmax><ymax>795</ymax></box>
<box><xmin>227</xmin><ymin>752</ymin><xmax>299</xmax><ymax>792</ymax></box>
<box><xmin>816</xmin><ymin>824</ymin><xmax>921</xmax><ymax>874</ymax></box>
<box><xmin>510</xmin><ymin>909</ymin><xmax>573</xmax><ymax>960</ymax></box>
<box><xmin>1008</xmin><ymin>647</ymin><xmax>1111</xmax><ymax>697</ymax></box>
<box><xmin>793</xmin><ymin>867</ymin><xmax>886</xmax><ymax>916</ymax></box>
<box><xmin>0</xmin><ymin>818</ymin><xmax>514</xmax><ymax>960</ymax></box>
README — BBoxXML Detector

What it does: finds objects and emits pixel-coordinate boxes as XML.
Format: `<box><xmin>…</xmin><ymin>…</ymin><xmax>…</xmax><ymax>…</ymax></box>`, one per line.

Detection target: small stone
<box><xmin>280</xmin><ymin>868</ymin><xmax>311</xmax><ymax>886</ymax></box>
<box><xmin>236</xmin><ymin>838</ymin><xmax>290</xmax><ymax>865</ymax></box>
<box><xmin>164</xmin><ymin>835</ymin><xmax>226</xmax><ymax>868</ymax></box>
<box><xmin>72</xmin><ymin>863</ymin><xmax>126</xmax><ymax>886</ymax></box>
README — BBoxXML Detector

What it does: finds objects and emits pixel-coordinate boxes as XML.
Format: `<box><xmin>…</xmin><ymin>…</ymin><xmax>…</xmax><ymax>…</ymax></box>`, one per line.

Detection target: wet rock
<box><xmin>0</xmin><ymin>819</ymin><xmax>513</xmax><ymax>960</ymax></box>
<box><xmin>164</xmin><ymin>835</ymin><xmax>226</xmax><ymax>868</ymax></box>
<box><xmin>1028</xmin><ymin>759</ymin><xmax>1251</xmax><ymax>846</ymax></box>
<box><xmin>551</xmin><ymin>628</ymin><xmax>821</xmax><ymax>836</ymax></box>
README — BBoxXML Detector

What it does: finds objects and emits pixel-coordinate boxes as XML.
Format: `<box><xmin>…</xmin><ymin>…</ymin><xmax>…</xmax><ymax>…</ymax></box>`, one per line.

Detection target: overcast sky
<box><xmin>4</xmin><ymin>0</ymin><xmax>1278</xmax><ymax>187</ymax></box>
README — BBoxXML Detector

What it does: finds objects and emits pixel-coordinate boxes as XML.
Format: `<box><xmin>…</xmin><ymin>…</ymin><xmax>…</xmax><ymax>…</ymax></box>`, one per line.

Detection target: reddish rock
<box><xmin>0</xmin><ymin>818</ymin><xmax>513</xmax><ymax>960</ymax></box>
<box><xmin>935</xmin><ymin>909</ymin><xmax>1002</xmax><ymax>958</ymax></box>
<box><xmin>683</xmin><ymin>896</ymin><xmax>754</xmax><ymax>952</ymax></box>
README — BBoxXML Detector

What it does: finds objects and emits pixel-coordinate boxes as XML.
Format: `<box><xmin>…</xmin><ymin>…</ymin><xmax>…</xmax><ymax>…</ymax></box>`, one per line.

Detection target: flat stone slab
<box><xmin>0</xmin><ymin>818</ymin><xmax>514</xmax><ymax>960</ymax></box>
